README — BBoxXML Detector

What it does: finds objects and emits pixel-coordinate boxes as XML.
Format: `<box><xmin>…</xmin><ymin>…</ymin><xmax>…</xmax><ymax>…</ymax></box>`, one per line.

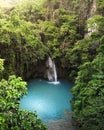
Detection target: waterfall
<box><xmin>46</xmin><ymin>56</ymin><xmax>57</xmax><ymax>82</ymax></box>
<box><xmin>53</xmin><ymin>61</ymin><xmax>57</xmax><ymax>82</ymax></box>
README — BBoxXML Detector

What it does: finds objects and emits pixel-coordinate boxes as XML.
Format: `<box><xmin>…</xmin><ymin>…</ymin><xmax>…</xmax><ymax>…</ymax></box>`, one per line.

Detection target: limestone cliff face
<box><xmin>89</xmin><ymin>0</ymin><xmax>97</xmax><ymax>17</ymax></box>
<box><xmin>24</xmin><ymin>58</ymin><xmax>67</xmax><ymax>80</ymax></box>
<box><xmin>85</xmin><ymin>0</ymin><xmax>97</xmax><ymax>37</ymax></box>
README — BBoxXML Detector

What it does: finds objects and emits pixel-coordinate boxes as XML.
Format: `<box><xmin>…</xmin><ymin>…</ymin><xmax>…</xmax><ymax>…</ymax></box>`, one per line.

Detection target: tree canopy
<box><xmin>0</xmin><ymin>0</ymin><xmax>104</xmax><ymax>130</ymax></box>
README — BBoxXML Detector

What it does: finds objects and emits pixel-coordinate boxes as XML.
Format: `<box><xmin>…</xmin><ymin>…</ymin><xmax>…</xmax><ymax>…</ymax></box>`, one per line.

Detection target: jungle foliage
<box><xmin>0</xmin><ymin>0</ymin><xmax>104</xmax><ymax>130</ymax></box>
<box><xmin>71</xmin><ymin>1</ymin><xmax>104</xmax><ymax>130</ymax></box>
<box><xmin>0</xmin><ymin>0</ymin><xmax>81</xmax><ymax>79</ymax></box>
<box><xmin>0</xmin><ymin>67</ymin><xmax>47</xmax><ymax>130</ymax></box>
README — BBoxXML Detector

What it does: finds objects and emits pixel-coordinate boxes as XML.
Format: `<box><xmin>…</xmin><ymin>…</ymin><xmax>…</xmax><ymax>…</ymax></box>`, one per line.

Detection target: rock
<box><xmin>47</xmin><ymin>119</ymin><xmax>78</xmax><ymax>130</ymax></box>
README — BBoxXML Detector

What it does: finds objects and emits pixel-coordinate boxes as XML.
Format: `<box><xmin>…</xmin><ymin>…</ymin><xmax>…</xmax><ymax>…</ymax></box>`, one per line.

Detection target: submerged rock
<box><xmin>48</xmin><ymin>119</ymin><xmax>78</xmax><ymax>130</ymax></box>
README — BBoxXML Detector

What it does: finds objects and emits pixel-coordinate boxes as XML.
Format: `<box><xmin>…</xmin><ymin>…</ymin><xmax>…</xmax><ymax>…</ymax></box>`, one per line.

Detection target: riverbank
<box><xmin>48</xmin><ymin>118</ymin><xmax>78</xmax><ymax>130</ymax></box>
<box><xmin>47</xmin><ymin>111</ymin><xmax>78</xmax><ymax>130</ymax></box>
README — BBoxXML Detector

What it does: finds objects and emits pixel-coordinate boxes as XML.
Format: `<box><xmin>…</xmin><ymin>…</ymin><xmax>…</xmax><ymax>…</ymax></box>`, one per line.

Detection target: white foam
<box><xmin>48</xmin><ymin>81</ymin><xmax>60</xmax><ymax>85</ymax></box>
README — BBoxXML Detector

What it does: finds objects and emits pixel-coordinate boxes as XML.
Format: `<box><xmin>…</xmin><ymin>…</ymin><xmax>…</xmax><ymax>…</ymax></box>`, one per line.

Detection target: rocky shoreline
<box><xmin>47</xmin><ymin>111</ymin><xmax>78</xmax><ymax>130</ymax></box>
<box><xmin>47</xmin><ymin>119</ymin><xmax>78</xmax><ymax>130</ymax></box>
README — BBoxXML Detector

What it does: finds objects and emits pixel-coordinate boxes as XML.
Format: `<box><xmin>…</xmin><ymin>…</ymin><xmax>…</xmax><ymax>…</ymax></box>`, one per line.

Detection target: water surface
<box><xmin>20</xmin><ymin>79</ymin><xmax>73</xmax><ymax>122</ymax></box>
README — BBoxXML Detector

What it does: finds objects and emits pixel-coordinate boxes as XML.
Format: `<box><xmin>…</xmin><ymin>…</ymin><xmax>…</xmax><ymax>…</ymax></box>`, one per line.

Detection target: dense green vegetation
<box><xmin>0</xmin><ymin>0</ymin><xmax>104</xmax><ymax>130</ymax></box>
<box><xmin>71</xmin><ymin>0</ymin><xmax>104</xmax><ymax>130</ymax></box>
<box><xmin>0</xmin><ymin>60</ymin><xmax>47</xmax><ymax>130</ymax></box>
<box><xmin>0</xmin><ymin>0</ymin><xmax>82</xmax><ymax>79</ymax></box>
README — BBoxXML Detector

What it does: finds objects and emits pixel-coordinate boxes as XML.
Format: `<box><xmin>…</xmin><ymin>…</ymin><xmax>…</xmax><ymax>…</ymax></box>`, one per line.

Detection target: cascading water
<box><xmin>53</xmin><ymin>61</ymin><xmax>57</xmax><ymax>82</ymax></box>
<box><xmin>20</xmin><ymin>57</ymin><xmax>74</xmax><ymax>129</ymax></box>
<box><xmin>46</xmin><ymin>56</ymin><xmax>58</xmax><ymax>82</ymax></box>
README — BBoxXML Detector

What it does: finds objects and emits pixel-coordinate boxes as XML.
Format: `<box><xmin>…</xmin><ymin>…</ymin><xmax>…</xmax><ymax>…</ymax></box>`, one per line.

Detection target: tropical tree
<box><xmin>0</xmin><ymin>63</ymin><xmax>47</xmax><ymax>130</ymax></box>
